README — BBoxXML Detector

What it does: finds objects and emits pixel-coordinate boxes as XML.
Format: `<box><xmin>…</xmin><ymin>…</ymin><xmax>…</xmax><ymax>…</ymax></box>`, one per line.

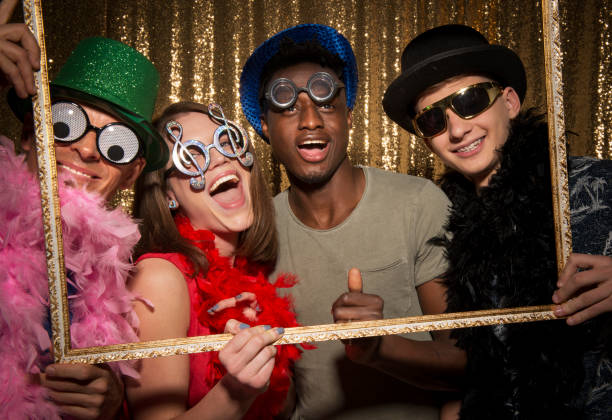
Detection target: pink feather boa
<box><xmin>0</xmin><ymin>136</ymin><xmax>140</xmax><ymax>419</ymax></box>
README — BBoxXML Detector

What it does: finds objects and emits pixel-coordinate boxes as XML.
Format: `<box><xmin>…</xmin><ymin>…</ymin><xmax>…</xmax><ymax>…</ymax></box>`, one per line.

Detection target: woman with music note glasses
<box><xmin>127</xmin><ymin>102</ymin><xmax>302</xmax><ymax>419</ymax></box>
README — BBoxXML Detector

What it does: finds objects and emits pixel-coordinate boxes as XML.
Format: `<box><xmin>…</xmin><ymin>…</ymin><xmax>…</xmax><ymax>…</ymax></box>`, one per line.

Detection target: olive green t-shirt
<box><xmin>273</xmin><ymin>166</ymin><xmax>450</xmax><ymax>420</ymax></box>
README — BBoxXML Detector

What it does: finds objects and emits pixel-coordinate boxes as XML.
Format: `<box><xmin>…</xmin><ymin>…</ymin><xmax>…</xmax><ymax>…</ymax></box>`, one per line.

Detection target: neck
<box><xmin>213</xmin><ymin>231</ymin><xmax>239</xmax><ymax>262</ymax></box>
<box><xmin>287</xmin><ymin>159</ymin><xmax>365</xmax><ymax>230</ymax></box>
<box><xmin>468</xmin><ymin>163</ymin><xmax>501</xmax><ymax>192</ymax></box>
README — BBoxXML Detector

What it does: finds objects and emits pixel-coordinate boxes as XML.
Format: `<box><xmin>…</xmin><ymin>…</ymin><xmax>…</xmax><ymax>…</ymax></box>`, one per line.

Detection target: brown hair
<box><xmin>134</xmin><ymin>101</ymin><xmax>278</xmax><ymax>275</ymax></box>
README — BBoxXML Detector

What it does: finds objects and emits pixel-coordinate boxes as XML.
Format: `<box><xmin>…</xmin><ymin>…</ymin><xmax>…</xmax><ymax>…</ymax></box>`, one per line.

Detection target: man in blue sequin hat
<box><xmin>0</xmin><ymin>0</ymin><xmax>166</xmax><ymax>417</ymax></box>
<box><xmin>240</xmin><ymin>23</ymin><xmax>463</xmax><ymax>419</ymax></box>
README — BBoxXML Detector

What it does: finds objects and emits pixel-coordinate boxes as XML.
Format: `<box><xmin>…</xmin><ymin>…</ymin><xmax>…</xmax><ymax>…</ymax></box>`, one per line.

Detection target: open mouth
<box><xmin>210</xmin><ymin>174</ymin><xmax>240</xmax><ymax>195</ymax></box>
<box><xmin>209</xmin><ymin>173</ymin><xmax>246</xmax><ymax>208</ymax></box>
<box><xmin>297</xmin><ymin>139</ymin><xmax>330</xmax><ymax>162</ymax></box>
<box><xmin>298</xmin><ymin>139</ymin><xmax>328</xmax><ymax>150</ymax></box>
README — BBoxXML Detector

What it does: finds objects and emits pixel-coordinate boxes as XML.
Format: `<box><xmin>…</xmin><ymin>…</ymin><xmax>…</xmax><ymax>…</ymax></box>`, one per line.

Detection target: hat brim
<box><xmin>240</xmin><ymin>24</ymin><xmax>358</xmax><ymax>141</ymax></box>
<box><xmin>7</xmin><ymin>85</ymin><xmax>168</xmax><ymax>172</ymax></box>
<box><xmin>382</xmin><ymin>45</ymin><xmax>526</xmax><ymax>134</ymax></box>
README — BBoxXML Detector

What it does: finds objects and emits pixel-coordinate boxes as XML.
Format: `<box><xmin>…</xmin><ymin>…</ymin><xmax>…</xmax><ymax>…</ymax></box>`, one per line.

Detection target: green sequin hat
<box><xmin>9</xmin><ymin>37</ymin><xmax>168</xmax><ymax>171</ymax></box>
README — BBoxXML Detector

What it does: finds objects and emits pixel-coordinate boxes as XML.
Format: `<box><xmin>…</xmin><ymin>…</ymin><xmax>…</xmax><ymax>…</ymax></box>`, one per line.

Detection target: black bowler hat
<box><xmin>383</xmin><ymin>24</ymin><xmax>526</xmax><ymax>134</ymax></box>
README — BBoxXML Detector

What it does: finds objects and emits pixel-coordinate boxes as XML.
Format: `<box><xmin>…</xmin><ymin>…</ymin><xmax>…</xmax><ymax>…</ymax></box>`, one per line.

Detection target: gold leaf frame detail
<box><xmin>30</xmin><ymin>0</ymin><xmax>570</xmax><ymax>364</ymax></box>
<box><xmin>542</xmin><ymin>0</ymin><xmax>573</xmax><ymax>272</ymax></box>
<box><xmin>24</xmin><ymin>0</ymin><xmax>71</xmax><ymax>363</ymax></box>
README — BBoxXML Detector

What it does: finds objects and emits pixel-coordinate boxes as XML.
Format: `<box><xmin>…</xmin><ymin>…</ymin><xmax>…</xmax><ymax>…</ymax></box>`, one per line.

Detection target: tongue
<box><xmin>212</xmin><ymin>185</ymin><xmax>243</xmax><ymax>206</ymax></box>
<box><xmin>298</xmin><ymin>144</ymin><xmax>328</xmax><ymax>162</ymax></box>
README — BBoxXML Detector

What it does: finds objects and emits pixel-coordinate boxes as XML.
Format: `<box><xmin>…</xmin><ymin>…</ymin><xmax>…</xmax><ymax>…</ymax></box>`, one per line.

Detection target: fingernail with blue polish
<box><xmin>263</xmin><ymin>325</ymin><xmax>271</xmax><ymax>330</ymax></box>
<box><xmin>239</xmin><ymin>322</ymin><xmax>250</xmax><ymax>329</ymax></box>
<box><xmin>276</xmin><ymin>327</ymin><xmax>285</xmax><ymax>334</ymax></box>
<box><xmin>207</xmin><ymin>304</ymin><xmax>219</xmax><ymax>314</ymax></box>
<box><xmin>255</xmin><ymin>304</ymin><xmax>261</xmax><ymax>312</ymax></box>
<box><xmin>235</xmin><ymin>293</ymin><xmax>242</xmax><ymax>299</ymax></box>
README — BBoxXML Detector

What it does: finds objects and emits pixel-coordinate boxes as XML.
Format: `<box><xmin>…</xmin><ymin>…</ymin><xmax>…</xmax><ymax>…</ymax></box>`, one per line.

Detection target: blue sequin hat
<box><xmin>240</xmin><ymin>23</ymin><xmax>358</xmax><ymax>140</ymax></box>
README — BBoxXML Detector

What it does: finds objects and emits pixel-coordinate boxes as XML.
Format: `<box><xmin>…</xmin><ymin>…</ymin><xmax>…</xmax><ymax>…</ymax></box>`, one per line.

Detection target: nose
<box><xmin>71</xmin><ymin>129</ymin><xmax>101</xmax><ymax>161</ymax></box>
<box><xmin>207</xmin><ymin>144</ymin><xmax>231</xmax><ymax>171</ymax></box>
<box><xmin>297</xmin><ymin>95</ymin><xmax>324</xmax><ymax>131</ymax></box>
<box><xmin>446</xmin><ymin>108</ymin><xmax>472</xmax><ymax>142</ymax></box>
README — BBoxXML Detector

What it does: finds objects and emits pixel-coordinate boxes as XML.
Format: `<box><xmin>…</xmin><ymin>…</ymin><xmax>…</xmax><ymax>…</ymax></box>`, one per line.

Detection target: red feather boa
<box><xmin>174</xmin><ymin>214</ymin><xmax>303</xmax><ymax>419</ymax></box>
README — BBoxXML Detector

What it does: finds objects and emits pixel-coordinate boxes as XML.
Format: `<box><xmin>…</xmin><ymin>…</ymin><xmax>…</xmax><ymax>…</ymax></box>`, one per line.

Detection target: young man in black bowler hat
<box><xmin>384</xmin><ymin>24</ymin><xmax>612</xmax><ymax>419</ymax></box>
<box><xmin>0</xmin><ymin>0</ymin><xmax>167</xmax><ymax>417</ymax></box>
<box><xmin>241</xmin><ymin>23</ymin><xmax>466</xmax><ymax>419</ymax></box>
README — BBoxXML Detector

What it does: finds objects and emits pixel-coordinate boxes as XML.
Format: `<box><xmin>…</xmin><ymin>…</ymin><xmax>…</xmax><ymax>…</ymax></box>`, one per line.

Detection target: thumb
<box><xmin>0</xmin><ymin>0</ymin><xmax>18</xmax><ymax>25</ymax></box>
<box><xmin>224</xmin><ymin>319</ymin><xmax>248</xmax><ymax>334</ymax></box>
<box><xmin>348</xmin><ymin>268</ymin><xmax>362</xmax><ymax>293</ymax></box>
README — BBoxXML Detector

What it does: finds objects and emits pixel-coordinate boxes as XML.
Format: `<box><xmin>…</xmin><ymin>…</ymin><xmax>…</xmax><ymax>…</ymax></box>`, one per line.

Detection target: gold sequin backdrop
<box><xmin>3</xmin><ymin>0</ymin><xmax>610</xmax><ymax>197</ymax></box>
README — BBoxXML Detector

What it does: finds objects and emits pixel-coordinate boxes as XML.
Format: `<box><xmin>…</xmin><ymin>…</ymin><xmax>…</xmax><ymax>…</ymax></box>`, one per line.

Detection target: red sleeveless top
<box><xmin>138</xmin><ymin>215</ymin><xmax>302</xmax><ymax>419</ymax></box>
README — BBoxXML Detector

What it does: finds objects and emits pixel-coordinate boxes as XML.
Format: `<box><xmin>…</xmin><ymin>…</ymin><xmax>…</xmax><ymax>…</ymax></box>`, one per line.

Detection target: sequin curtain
<box><xmin>3</xmin><ymin>0</ymin><xmax>609</xmax><ymax>199</ymax></box>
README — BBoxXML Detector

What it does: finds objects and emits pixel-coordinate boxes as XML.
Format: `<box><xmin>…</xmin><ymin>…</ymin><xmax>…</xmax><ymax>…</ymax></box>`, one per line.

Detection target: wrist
<box><xmin>218</xmin><ymin>374</ymin><xmax>261</xmax><ymax>404</ymax></box>
<box><xmin>345</xmin><ymin>336</ymin><xmax>382</xmax><ymax>365</ymax></box>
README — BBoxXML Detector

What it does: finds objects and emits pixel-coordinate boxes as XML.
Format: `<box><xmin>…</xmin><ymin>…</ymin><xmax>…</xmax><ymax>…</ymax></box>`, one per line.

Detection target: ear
<box><xmin>422</xmin><ymin>137</ymin><xmax>434</xmax><ymax>154</ymax></box>
<box><xmin>260</xmin><ymin>113</ymin><xmax>270</xmax><ymax>142</ymax></box>
<box><xmin>502</xmin><ymin>87</ymin><xmax>521</xmax><ymax>119</ymax></box>
<box><xmin>166</xmin><ymin>188</ymin><xmax>177</xmax><ymax>203</ymax></box>
<box><xmin>20</xmin><ymin>112</ymin><xmax>35</xmax><ymax>152</ymax></box>
<box><xmin>119</xmin><ymin>157</ymin><xmax>146</xmax><ymax>189</ymax></box>
<box><xmin>346</xmin><ymin>108</ymin><xmax>353</xmax><ymax>128</ymax></box>
<box><xmin>20</xmin><ymin>112</ymin><xmax>40</xmax><ymax>173</ymax></box>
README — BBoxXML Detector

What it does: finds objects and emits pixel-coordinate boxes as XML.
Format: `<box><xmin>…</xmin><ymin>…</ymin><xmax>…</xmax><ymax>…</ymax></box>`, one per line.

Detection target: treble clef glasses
<box><xmin>164</xmin><ymin>103</ymin><xmax>253</xmax><ymax>190</ymax></box>
<box><xmin>265</xmin><ymin>71</ymin><xmax>345</xmax><ymax>110</ymax></box>
<box><xmin>51</xmin><ymin>101</ymin><xmax>142</xmax><ymax>165</ymax></box>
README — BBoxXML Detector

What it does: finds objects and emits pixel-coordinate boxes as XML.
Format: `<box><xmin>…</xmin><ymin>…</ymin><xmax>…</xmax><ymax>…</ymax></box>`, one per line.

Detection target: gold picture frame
<box><xmin>30</xmin><ymin>0</ymin><xmax>570</xmax><ymax>364</ymax></box>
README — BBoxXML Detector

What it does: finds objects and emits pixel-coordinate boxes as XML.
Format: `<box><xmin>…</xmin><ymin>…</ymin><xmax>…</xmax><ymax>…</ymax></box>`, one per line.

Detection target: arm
<box><xmin>552</xmin><ymin>253</ymin><xmax>612</xmax><ymax>325</ymax></box>
<box><xmin>440</xmin><ymin>399</ymin><xmax>461</xmax><ymax>420</ymax></box>
<box><xmin>126</xmin><ymin>258</ymin><xmax>282</xmax><ymax>420</ymax></box>
<box><xmin>0</xmin><ymin>0</ymin><xmax>40</xmax><ymax>98</ymax></box>
<box><xmin>331</xmin><ymin>269</ymin><xmax>465</xmax><ymax>391</ymax></box>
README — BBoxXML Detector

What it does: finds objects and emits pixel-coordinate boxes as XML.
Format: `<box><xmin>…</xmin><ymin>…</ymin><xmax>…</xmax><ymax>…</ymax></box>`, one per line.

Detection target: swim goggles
<box><xmin>265</xmin><ymin>71</ymin><xmax>345</xmax><ymax>110</ymax></box>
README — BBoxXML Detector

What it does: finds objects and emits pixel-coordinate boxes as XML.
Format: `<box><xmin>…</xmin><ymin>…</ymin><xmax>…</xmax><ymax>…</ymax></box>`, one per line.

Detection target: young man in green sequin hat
<box><xmin>0</xmin><ymin>0</ymin><xmax>167</xmax><ymax>417</ymax></box>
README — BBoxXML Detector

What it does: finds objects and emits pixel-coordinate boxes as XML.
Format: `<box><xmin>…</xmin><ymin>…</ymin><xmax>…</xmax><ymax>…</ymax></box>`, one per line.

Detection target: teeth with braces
<box><xmin>210</xmin><ymin>174</ymin><xmax>239</xmax><ymax>193</ymax></box>
<box><xmin>457</xmin><ymin>138</ymin><xmax>483</xmax><ymax>153</ymax></box>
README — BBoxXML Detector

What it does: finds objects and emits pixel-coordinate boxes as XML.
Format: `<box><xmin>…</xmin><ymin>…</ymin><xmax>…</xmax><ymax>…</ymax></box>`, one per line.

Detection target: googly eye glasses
<box><xmin>51</xmin><ymin>101</ymin><xmax>142</xmax><ymax>165</ymax></box>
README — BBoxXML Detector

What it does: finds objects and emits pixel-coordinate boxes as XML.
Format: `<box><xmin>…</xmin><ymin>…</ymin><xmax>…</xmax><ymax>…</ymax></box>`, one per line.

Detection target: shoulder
<box><xmin>362</xmin><ymin>166</ymin><xmax>450</xmax><ymax>208</ymax></box>
<box><xmin>569</xmin><ymin>156</ymin><xmax>612</xmax><ymax>178</ymax></box>
<box><xmin>133</xmin><ymin>256</ymin><xmax>185</xmax><ymax>283</ymax></box>
<box><xmin>569</xmin><ymin>157</ymin><xmax>612</xmax><ymax>205</ymax></box>
<box><xmin>273</xmin><ymin>189</ymin><xmax>288</xmax><ymax>206</ymax></box>
<box><xmin>131</xmin><ymin>257</ymin><xmax>189</xmax><ymax>301</ymax></box>
<box><xmin>131</xmin><ymin>257</ymin><xmax>191</xmax><ymax>337</ymax></box>
<box><xmin>273</xmin><ymin>189</ymin><xmax>290</xmax><ymax>220</ymax></box>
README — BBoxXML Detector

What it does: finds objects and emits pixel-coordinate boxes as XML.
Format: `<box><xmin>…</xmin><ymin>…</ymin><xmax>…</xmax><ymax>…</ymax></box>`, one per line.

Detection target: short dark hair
<box><xmin>258</xmin><ymin>37</ymin><xmax>346</xmax><ymax>109</ymax></box>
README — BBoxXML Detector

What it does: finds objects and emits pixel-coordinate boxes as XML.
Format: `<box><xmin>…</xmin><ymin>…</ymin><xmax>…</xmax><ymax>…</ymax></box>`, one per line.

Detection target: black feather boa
<box><xmin>437</xmin><ymin>112</ymin><xmax>589</xmax><ymax>419</ymax></box>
